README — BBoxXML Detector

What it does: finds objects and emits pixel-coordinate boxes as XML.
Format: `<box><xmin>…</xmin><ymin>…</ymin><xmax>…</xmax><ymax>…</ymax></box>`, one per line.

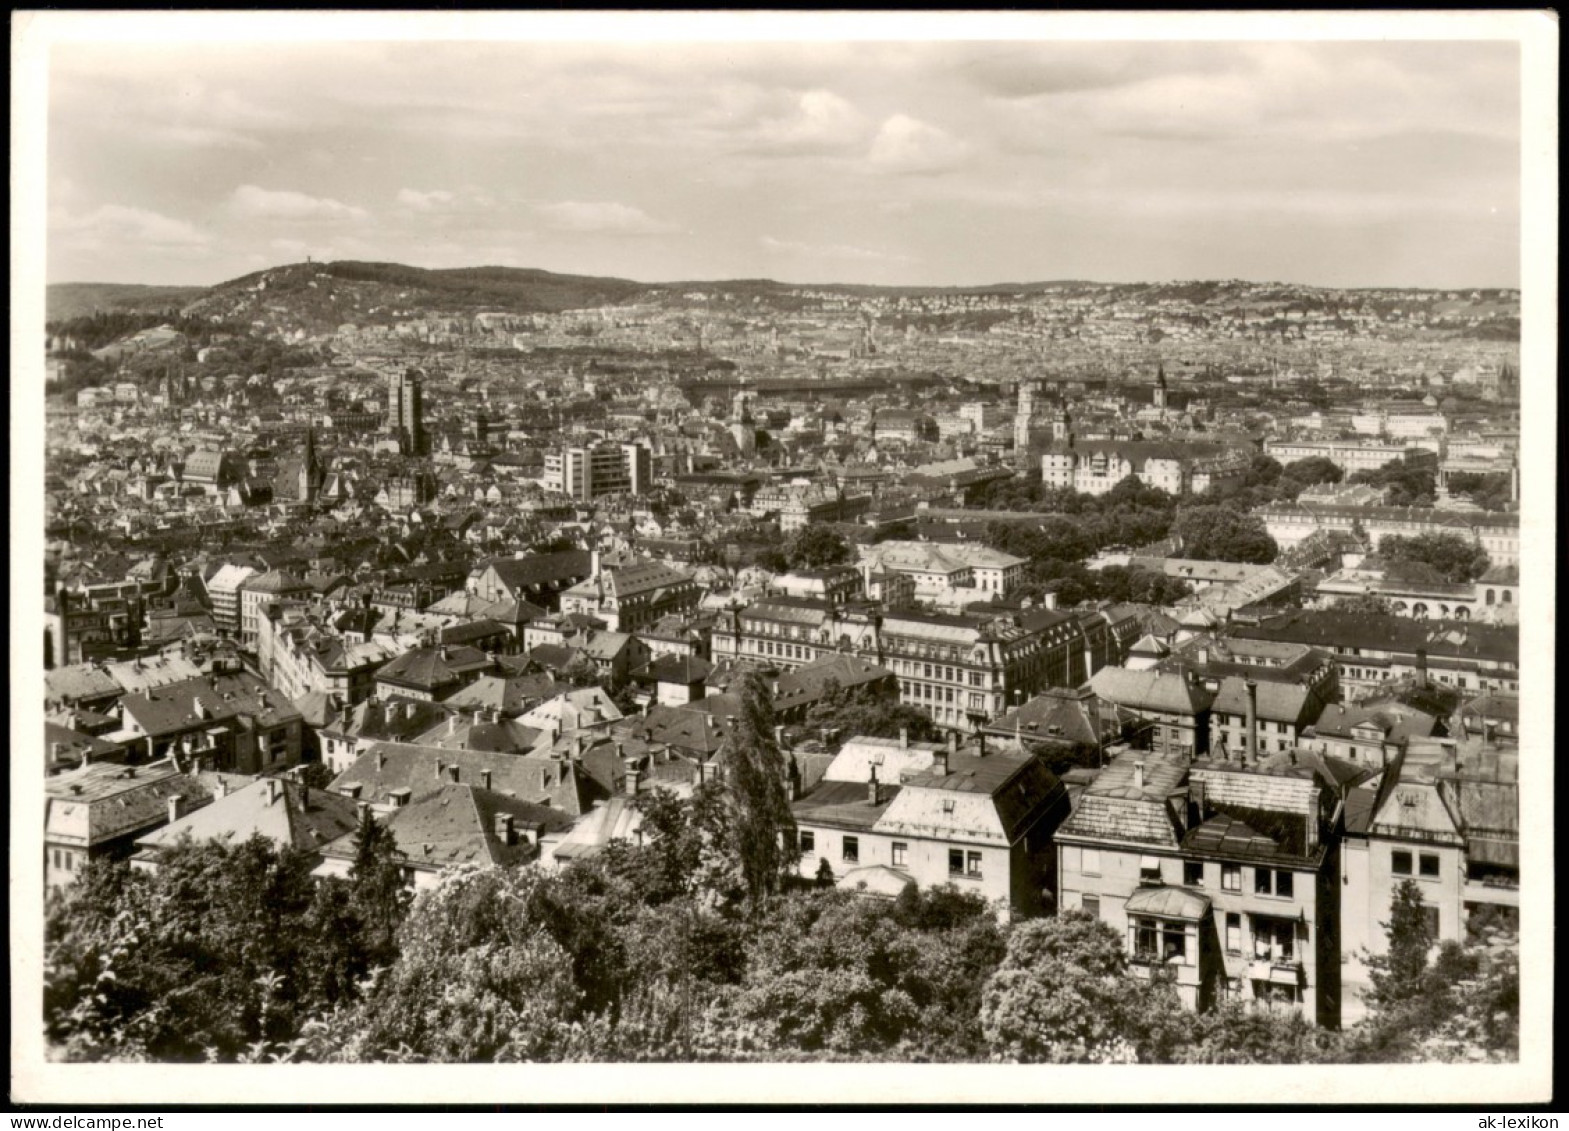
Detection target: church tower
<box><xmin>298</xmin><ymin>424</ymin><xmax>322</xmax><ymax>504</ymax></box>
<box><xmin>1154</xmin><ymin>363</ymin><xmax>1169</xmax><ymax>413</ymax></box>
<box><xmin>1015</xmin><ymin>380</ymin><xmax>1038</xmax><ymax>454</ymax></box>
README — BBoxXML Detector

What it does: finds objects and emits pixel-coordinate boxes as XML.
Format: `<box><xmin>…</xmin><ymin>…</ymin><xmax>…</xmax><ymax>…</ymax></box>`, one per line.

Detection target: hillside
<box><xmin>46</xmin><ymin>282</ymin><xmax>207</xmax><ymax>322</ymax></box>
<box><xmin>48</xmin><ymin>261</ymin><xmax>1521</xmax><ymax>346</ymax></box>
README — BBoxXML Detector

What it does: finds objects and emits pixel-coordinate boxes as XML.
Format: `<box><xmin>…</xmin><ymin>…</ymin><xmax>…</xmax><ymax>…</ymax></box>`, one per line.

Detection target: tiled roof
<box><xmin>46</xmin><ymin>759</ymin><xmax>214</xmax><ymax>847</ymax></box>
<box><xmin>793</xmin><ymin>779</ymin><xmax>901</xmax><ymax>831</ymax></box>
<box><xmin>1090</xmin><ymin>667</ymin><xmax>1214</xmax><ymax>716</ymax></box>
<box><xmin>324</xmin><ymin>784</ymin><xmax>570</xmax><ymax>870</ymax></box>
<box><xmin>480</xmin><ymin>551</ymin><xmax>593</xmax><ymax>591</ymax></box>
<box><xmin>331</xmin><ymin>742</ymin><xmax>592</xmax><ymax>816</ymax></box>
<box><xmin>1058</xmin><ymin>751</ymin><xmax>1188</xmax><ymax>848</ymax></box>
<box><xmin>136</xmin><ymin>777</ymin><xmax>360</xmax><ymax>856</ymax></box>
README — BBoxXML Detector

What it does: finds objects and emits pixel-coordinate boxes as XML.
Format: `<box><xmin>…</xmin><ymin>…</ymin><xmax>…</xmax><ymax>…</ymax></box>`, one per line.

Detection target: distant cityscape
<box><xmin>35</xmin><ymin>257</ymin><xmax>1524</xmax><ymax>1066</ymax></box>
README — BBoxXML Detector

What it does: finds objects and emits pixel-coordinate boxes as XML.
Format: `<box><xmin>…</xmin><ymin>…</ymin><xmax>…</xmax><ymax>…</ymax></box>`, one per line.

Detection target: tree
<box><xmin>786</xmin><ymin>526</ymin><xmax>852</xmax><ymax>570</ymax></box>
<box><xmin>1378</xmin><ymin>533</ymin><xmax>1491</xmax><ymax>584</ymax></box>
<box><xmin>1348</xmin><ymin>451</ymin><xmax>1438</xmax><ymax>507</ymax></box>
<box><xmin>334</xmin><ymin>866</ymin><xmax>586</xmax><ymax>1062</ymax></box>
<box><xmin>349</xmin><ymin>808</ymin><xmax>412</xmax><ymax>968</ymax></box>
<box><xmin>802</xmin><ymin>679</ymin><xmax>942</xmax><ymax>750</ymax></box>
<box><xmin>1280</xmin><ymin>456</ymin><xmax>1344</xmax><ymax>488</ymax></box>
<box><xmin>45</xmin><ymin>837</ymin><xmax>334</xmax><ymax>1062</ymax></box>
<box><xmin>980</xmin><ymin>912</ymin><xmax>1172</xmax><ymax>1063</ymax></box>
<box><xmin>1173</xmin><ymin>505</ymin><xmax>1278</xmax><ymax>564</ymax></box>
<box><xmin>722</xmin><ymin>672</ymin><xmax>799</xmax><ymax>912</ymax></box>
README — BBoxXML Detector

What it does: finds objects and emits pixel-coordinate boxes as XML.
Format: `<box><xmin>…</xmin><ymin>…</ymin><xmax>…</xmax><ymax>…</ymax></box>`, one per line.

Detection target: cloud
<box><xmin>51</xmin><ymin>204</ymin><xmax>211</xmax><ymax>254</ymax></box>
<box><xmin>868</xmin><ymin>114</ymin><xmax>969</xmax><ymax>174</ymax></box>
<box><xmin>535</xmin><ymin>201</ymin><xmax>676</xmax><ymax>236</ymax></box>
<box><xmin>146</xmin><ymin>124</ymin><xmax>266</xmax><ymax>151</ymax></box>
<box><xmin>760</xmin><ymin>235</ymin><xmax>913</xmax><ymax>264</ymax></box>
<box><xmin>744</xmin><ymin>89</ymin><xmax>869</xmax><ymax>155</ymax></box>
<box><xmin>396</xmin><ymin>188</ymin><xmax>457</xmax><ymax>211</ymax></box>
<box><xmin>227</xmin><ymin>185</ymin><xmax>368</xmax><ymax>222</ymax></box>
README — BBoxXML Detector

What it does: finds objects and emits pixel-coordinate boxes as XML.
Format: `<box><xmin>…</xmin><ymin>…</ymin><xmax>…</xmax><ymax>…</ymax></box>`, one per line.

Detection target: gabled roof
<box><xmin>136</xmin><ymin>777</ymin><xmax>360</xmax><ymax>857</ymax></box>
<box><xmin>1090</xmin><ymin>667</ymin><xmax>1214</xmax><ymax>716</ymax></box>
<box><xmin>331</xmin><ymin>742</ymin><xmax>591</xmax><ymax>816</ymax></box>
<box><xmin>479</xmin><ymin>550</ymin><xmax>593</xmax><ymax>591</ymax></box>
<box><xmin>324</xmin><ymin>783</ymin><xmax>571</xmax><ymax>870</ymax></box>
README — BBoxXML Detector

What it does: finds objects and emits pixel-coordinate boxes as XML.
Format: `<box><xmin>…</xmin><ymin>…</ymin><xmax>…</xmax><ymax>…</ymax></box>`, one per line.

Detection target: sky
<box><xmin>41</xmin><ymin>21</ymin><xmax>1525</xmax><ymax>290</ymax></box>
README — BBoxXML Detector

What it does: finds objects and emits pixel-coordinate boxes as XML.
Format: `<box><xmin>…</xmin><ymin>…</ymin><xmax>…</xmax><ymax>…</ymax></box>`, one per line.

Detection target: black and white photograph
<box><xmin>10</xmin><ymin>10</ymin><xmax>1555</xmax><ymax>1108</ymax></box>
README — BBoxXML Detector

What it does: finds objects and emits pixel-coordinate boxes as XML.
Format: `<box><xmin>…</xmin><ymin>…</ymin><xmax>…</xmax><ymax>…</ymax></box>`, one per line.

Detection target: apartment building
<box><xmin>1264</xmin><ymin>439</ymin><xmax>1427</xmax><ymax>476</ymax></box>
<box><xmin>791</xmin><ymin>736</ymin><xmax>1070</xmax><ymax>920</ymax></box>
<box><xmin>1056</xmin><ymin>747</ymin><xmax>1346</xmax><ymax>1027</ymax></box>
<box><xmin>711</xmin><ymin>596</ymin><xmax>883</xmax><ymax>673</ymax></box>
<box><xmin>559</xmin><ymin>556</ymin><xmax>701</xmax><ymax>633</ymax></box>
<box><xmin>1258</xmin><ymin>503</ymin><xmax>1519</xmax><ymax>568</ymax></box>
<box><xmin>543</xmin><ymin>442</ymin><xmax>652</xmax><ymax>501</ymax></box>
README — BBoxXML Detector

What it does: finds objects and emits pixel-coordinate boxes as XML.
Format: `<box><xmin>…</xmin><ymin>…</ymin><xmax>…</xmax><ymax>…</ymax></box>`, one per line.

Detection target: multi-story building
<box><xmin>1258</xmin><ymin>503</ymin><xmax>1519</xmax><ymax>568</ymax></box>
<box><xmin>711</xmin><ymin>597</ymin><xmax>883</xmax><ymax>673</ymax></box>
<box><xmin>559</xmin><ymin>557</ymin><xmax>701</xmax><ymax>633</ymax></box>
<box><xmin>1056</xmin><ymin>748</ymin><xmax>1346</xmax><ymax>1027</ymax></box>
<box><xmin>859</xmin><ymin>540</ymin><xmax>1027</xmax><ymax>599</ymax></box>
<box><xmin>237</xmin><ymin>569</ymin><xmax>312</xmax><ymax>651</ymax></box>
<box><xmin>1088</xmin><ymin>666</ymin><xmax>1216</xmax><ymax>758</ymax></box>
<box><xmin>790</xmin><ymin>736</ymin><xmax>1070</xmax><ymax>920</ymax></box>
<box><xmin>1264</xmin><ymin>439</ymin><xmax>1428</xmax><ymax>476</ymax></box>
<box><xmin>386</xmin><ymin>368</ymin><xmax>427</xmax><ymax>456</ymax></box>
<box><xmin>468</xmin><ymin>550</ymin><xmax>595</xmax><ymax>611</ymax></box>
<box><xmin>1041</xmin><ymin>440</ymin><xmax>1249</xmax><ymax>497</ymax></box>
<box><xmin>109</xmin><ymin>671</ymin><xmax>305</xmax><ymax>775</ymax></box>
<box><xmin>542</xmin><ymin>442</ymin><xmax>652</xmax><ymax>501</ymax></box>
<box><xmin>879</xmin><ymin>608</ymin><xmax>1086</xmax><ymax>733</ymax></box>
<box><xmin>1232</xmin><ymin>611</ymin><xmax>1519</xmax><ymax>698</ymax></box>
<box><xmin>204</xmin><ymin>563</ymin><xmax>257</xmax><ymax>636</ymax></box>
<box><xmin>45</xmin><ymin>758</ymin><xmax>215</xmax><ymax>889</ymax></box>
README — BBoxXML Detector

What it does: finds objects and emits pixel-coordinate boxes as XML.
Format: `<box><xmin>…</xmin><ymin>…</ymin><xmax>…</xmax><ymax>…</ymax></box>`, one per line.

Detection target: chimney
<box><xmin>355</xmin><ymin>799</ymin><xmax>370</xmax><ymax>821</ymax></box>
<box><xmin>1244</xmin><ymin>679</ymin><xmax>1259</xmax><ymax>764</ymax></box>
<box><xmin>376</xmin><ymin>750</ymin><xmax>387</xmax><ymax>771</ymax></box>
<box><xmin>494</xmin><ymin>812</ymin><xmax>516</xmax><ymax>846</ymax></box>
<box><xmin>265</xmin><ymin>778</ymin><xmax>281</xmax><ymax>805</ymax></box>
<box><xmin>977</xmin><ymin>732</ymin><xmax>987</xmax><ymax>758</ymax></box>
<box><xmin>573</xmin><ymin>734</ymin><xmax>584</xmax><ymax>761</ymax></box>
<box><xmin>218</xmin><ymin>777</ymin><xmax>230</xmax><ymax>798</ymax></box>
<box><xmin>449</xmin><ymin>715</ymin><xmax>460</xmax><ymax>735</ymax></box>
<box><xmin>435</xmin><ymin>759</ymin><xmax>445</xmax><ymax>778</ymax></box>
<box><xmin>448</xmin><ymin>764</ymin><xmax>460</xmax><ymax>783</ymax></box>
<box><xmin>627</xmin><ymin>767</ymin><xmax>641</xmax><ymax>796</ymax></box>
<box><xmin>867</xmin><ymin>765</ymin><xmax>881</xmax><ymax>807</ymax></box>
<box><xmin>934</xmin><ymin>744</ymin><xmax>949</xmax><ymax>777</ymax></box>
<box><xmin>773</xmin><ymin>724</ymin><xmax>784</xmax><ymax>746</ymax></box>
<box><xmin>1414</xmin><ymin>647</ymin><xmax>1428</xmax><ymax>689</ymax></box>
<box><xmin>167</xmin><ymin>795</ymin><xmax>186</xmax><ymax>823</ymax></box>
<box><xmin>1133</xmin><ymin>759</ymin><xmax>1146</xmax><ymax>790</ymax></box>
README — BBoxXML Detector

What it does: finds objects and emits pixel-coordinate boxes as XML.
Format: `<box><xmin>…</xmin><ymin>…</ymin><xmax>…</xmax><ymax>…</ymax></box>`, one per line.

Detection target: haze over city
<box><xmin>47</xmin><ymin>34</ymin><xmax>1521</xmax><ymax>289</ymax></box>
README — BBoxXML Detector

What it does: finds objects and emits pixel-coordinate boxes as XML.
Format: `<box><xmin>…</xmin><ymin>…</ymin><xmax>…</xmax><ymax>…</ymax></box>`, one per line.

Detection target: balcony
<box><xmin>1246</xmin><ymin>958</ymin><xmax>1304</xmax><ymax>987</ymax></box>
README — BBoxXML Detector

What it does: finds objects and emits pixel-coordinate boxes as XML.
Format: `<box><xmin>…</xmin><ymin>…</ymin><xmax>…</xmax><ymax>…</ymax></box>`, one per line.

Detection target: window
<box><xmin>1419</xmin><ymin>853</ymin><xmax>1441</xmax><ymax>878</ymax></box>
<box><xmin>1134</xmin><ymin>917</ymin><xmax>1160</xmax><ymax>961</ymax></box>
<box><xmin>1225</xmin><ymin>912</ymin><xmax>1242</xmax><ymax>955</ymax></box>
<box><xmin>1140</xmin><ymin>856</ymin><xmax>1162</xmax><ymax>883</ymax></box>
<box><xmin>1163</xmin><ymin>922</ymin><xmax>1187</xmax><ymax>961</ymax></box>
<box><xmin>1392</xmin><ymin>850</ymin><xmax>1413</xmax><ymax>875</ymax></box>
<box><xmin>1423</xmin><ymin>905</ymin><xmax>1441</xmax><ymax>940</ymax></box>
<box><xmin>966</xmin><ymin>851</ymin><xmax>983</xmax><ymax>876</ymax></box>
<box><xmin>799</xmin><ymin>830</ymin><xmax>815</xmax><ymax>854</ymax></box>
<box><xmin>1255</xmin><ymin>867</ymin><xmax>1273</xmax><ymax>895</ymax></box>
<box><xmin>1222</xmin><ymin>863</ymin><xmax>1241</xmax><ymax>892</ymax></box>
<box><xmin>892</xmin><ymin>842</ymin><xmax>907</xmax><ymax>867</ymax></box>
<box><xmin>949</xmin><ymin>848</ymin><xmax>964</xmax><ymax>875</ymax></box>
<box><xmin>1252</xmin><ymin>917</ymin><xmax>1295</xmax><ymax>963</ymax></box>
<box><xmin>1082</xmin><ymin>894</ymin><xmax>1101</xmax><ymax>919</ymax></box>
<box><xmin>1276</xmin><ymin>871</ymin><xmax>1294</xmax><ymax>899</ymax></box>
<box><xmin>1184</xmin><ymin>860</ymin><xmax>1205</xmax><ymax>887</ymax></box>
<box><xmin>1082</xmin><ymin>848</ymin><xmax>1102</xmax><ymax>876</ymax></box>
<box><xmin>842</xmin><ymin>836</ymin><xmax>859</xmax><ymax>863</ymax></box>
